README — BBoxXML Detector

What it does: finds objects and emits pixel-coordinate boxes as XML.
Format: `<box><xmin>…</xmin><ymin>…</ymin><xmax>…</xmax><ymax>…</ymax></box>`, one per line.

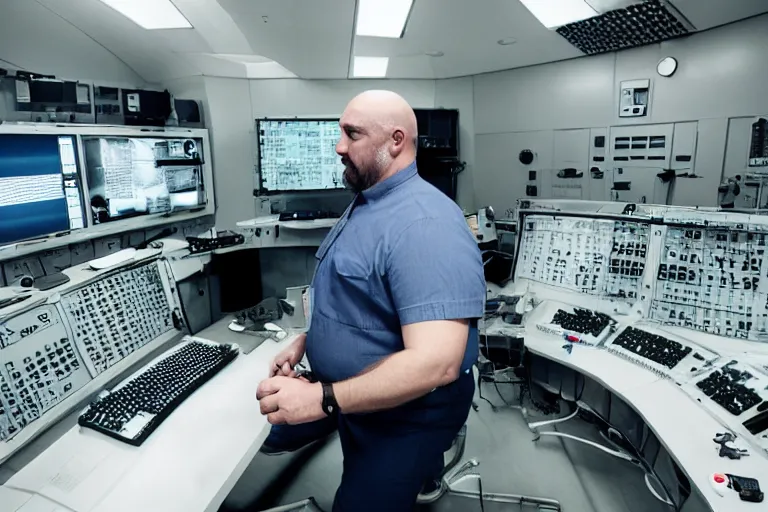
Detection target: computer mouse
<box><xmin>757</xmin><ymin>401</ymin><xmax>768</xmax><ymax>413</ymax></box>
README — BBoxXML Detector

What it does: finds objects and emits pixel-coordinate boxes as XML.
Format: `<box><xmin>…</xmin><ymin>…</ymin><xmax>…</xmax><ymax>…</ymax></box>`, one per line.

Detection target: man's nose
<box><xmin>336</xmin><ymin>138</ymin><xmax>347</xmax><ymax>156</ymax></box>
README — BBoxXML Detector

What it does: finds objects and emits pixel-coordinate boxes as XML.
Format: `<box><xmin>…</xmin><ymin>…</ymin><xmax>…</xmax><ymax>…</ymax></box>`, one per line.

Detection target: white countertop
<box><xmin>1</xmin><ymin>330</ymin><xmax>295</xmax><ymax>512</ymax></box>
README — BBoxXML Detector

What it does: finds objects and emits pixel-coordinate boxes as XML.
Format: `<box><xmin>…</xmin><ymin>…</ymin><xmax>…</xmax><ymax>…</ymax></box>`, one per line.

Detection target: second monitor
<box><xmin>257</xmin><ymin>119</ymin><xmax>345</xmax><ymax>194</ymax></box>
<box><xmin>84</xmin><ymin>136</ymin><xmax>206</xmax><ymax>224</ymax></box>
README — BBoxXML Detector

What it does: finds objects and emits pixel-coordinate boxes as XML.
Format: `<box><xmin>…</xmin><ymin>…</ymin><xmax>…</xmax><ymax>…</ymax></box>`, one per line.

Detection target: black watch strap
<box><xmin>321</xmin><ymin>382</ymin><xmax>339</xmax><ymax>416</ymax></box>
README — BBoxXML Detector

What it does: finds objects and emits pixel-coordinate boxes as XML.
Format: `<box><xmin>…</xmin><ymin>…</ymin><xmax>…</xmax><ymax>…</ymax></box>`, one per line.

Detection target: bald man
<box><xmin>256</xmin><ymin>91</ymin><xmax>486</xmax><ymax>511</ymax></box>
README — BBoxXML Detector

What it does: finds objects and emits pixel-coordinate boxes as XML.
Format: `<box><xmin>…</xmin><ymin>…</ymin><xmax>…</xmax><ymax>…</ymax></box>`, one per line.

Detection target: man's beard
<box><xmin>342</xmin><ymin>148</ymin><xmax>390</xmax><ymax>193</ymax></box>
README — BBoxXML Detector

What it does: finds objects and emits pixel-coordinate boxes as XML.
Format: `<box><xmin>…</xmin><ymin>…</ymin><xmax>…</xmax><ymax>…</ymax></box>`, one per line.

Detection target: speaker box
<box><xmin>414</xmin><ymin>109</ymin><xmax>459</xmax><ymax>158</ymax></box>
<box><xmin>174</xmin><ymin>99</ymin><xmax>205</xmax><ymax>128</ymax></box>
<box><xmin>416</xmin><ymin>157</ymin><xmax>460</xmax><ymax>200</ymax></box>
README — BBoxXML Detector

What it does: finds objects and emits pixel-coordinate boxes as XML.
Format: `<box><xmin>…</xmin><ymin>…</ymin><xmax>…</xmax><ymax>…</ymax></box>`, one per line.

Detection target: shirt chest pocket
<box><xmin>324</xmin><ymin>243</ymin><xmax>391</xmax><ymax>331</ymax></box>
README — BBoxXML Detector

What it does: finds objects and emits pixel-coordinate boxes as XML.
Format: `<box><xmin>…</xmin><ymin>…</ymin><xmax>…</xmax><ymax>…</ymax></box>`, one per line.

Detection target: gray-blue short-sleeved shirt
<box><xmin>306</xmin><ymin>161</ymin><xmax>486</xmax><ymax>384</ymax></box>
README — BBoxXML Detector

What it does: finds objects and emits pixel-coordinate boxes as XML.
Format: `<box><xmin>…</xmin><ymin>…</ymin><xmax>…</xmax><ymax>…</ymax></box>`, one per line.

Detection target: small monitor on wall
<box><xmin>257</xmin><ymin>119</ymin><xmax>345</xmax><ymax>194</ymax></box>
<box><xmin>0</xmin><ymin>134</ymin><xmax>86</xmax><ymax>245</ymax></box>
<box><xmin>82</xmin><ymin>136</ymin><xmax>207</xmax><ymax>224</ymax></box>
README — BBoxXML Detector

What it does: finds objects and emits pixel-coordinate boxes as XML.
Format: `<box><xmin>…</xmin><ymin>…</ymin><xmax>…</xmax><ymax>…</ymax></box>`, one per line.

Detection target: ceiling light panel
<box><xmin>356</xmin><ymin>0</ymin><xmax>414</xmax><ymax>38</ymax></box>
<box><xmin>353</xmin><ymin>57</ymin><xmax>389</xmax><ymax>78</ymax></box>
<box><xmin>519</xmin><ymin>0</ymin><xmax>598</xmax><ymax>29</ymax></box>
<box><xmin>99</xmin><ymin>0</ymin><xmax>192</xmax><ymax>30</ymax></box>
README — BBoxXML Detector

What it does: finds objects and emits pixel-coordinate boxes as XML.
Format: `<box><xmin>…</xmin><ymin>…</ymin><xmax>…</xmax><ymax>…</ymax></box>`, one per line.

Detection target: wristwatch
<box><xmin>321</xmin><ymin>382</ymin><xmax>339</xmax><ymax>416</ymax></box>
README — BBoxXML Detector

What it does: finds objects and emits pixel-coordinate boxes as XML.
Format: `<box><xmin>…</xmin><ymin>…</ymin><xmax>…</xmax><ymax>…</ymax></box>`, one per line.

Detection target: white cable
<box><xmin>536</xmin><ymin>432</ymin><xmax>638</xmax><ymax>463</ymax></box>
<box><xmin>528</xmin><ymin>406</ymin><xmax>580</xmax><ymax>429</ymax></box>
<box><xmin>644</xmin><ymin>472</ymin><xmax>674</xmax><ymax>507</ymax></box>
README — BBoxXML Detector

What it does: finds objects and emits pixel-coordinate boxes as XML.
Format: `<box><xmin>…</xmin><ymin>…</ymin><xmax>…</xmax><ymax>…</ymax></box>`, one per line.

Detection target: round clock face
<box><xmin>657</xmin><ymin>57</ymin><xmax>678</xmax><ymax>77</ymax></box>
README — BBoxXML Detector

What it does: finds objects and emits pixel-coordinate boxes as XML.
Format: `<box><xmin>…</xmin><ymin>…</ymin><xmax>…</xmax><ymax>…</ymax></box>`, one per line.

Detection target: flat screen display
<box><xmin>257</xmin><ymin>119</ymin><xmax>345</xmax><ymax>193</ymax></box>
<box><xmin>0</xmin><ymin>134</ymin><xmax>85</xmax><ymax>245</ymax></box>
<box><xmin>83</xmin><ymin>136</ymin><xmax>206</xmax><ymax>224</ymax></box>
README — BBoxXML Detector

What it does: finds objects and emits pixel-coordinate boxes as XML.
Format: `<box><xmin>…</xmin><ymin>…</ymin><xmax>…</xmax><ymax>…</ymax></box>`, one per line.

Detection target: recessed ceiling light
<box><xmin>98</xmin><ymin>0</ymin><xmax>192</xmax><ymax>29</ymax></box>
<box><xmin>519</xmin><ymin>0</ymin><xmax>598</xmax><ymax>29</ymax></box>
<box><xmin>425</xmin><ymin>50</ymin><xmax>445</xmax><ymax>57</ymax></box>
<box><xmin>353</xmin><ymin>57</ymin><xmax>389</xmax><ymax>78</ymax></box>
<box><xmin>497</xmin><ymin>38</ymin><xmax>517</xmax><ymax>46</ymax></box>
<box><xmin>356</xmin><ymin>0</ymin><xmax>414</xmax><ymax>38</ymax></box>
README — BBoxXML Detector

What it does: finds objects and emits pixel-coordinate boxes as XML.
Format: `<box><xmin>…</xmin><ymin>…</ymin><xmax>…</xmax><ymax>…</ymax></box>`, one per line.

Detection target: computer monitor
<box><xmin>257</xmin><ymin>119</ymin><xmax>345</xmax><ymax>193</ymax></box>
<box><xmin>82</xmin><ymin>136</ymin><xmax>206</xmax><ymax>223</ymax></box>
<box><xmin>0</xmin><ymin>134</ymin><xmax>86</xmax><ymax>246</ymax></box>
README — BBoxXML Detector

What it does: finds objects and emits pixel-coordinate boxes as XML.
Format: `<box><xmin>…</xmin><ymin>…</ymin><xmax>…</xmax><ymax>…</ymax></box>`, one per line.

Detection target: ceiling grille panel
<box><xmin>557</xmin><ymin>0</ymin><xmax>690</xmax><ymax>55</ymax></box>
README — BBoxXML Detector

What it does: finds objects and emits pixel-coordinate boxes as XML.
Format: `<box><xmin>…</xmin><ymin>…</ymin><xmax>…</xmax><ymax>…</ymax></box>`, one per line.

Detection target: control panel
<box><xmin>517</xmin><ymin>215</ymin><xmax>649</xmax><ymax>303</ymax></box>
<box><xmin>650</xmin><ymin>224</ymin><xmax>768</xmax><ymax>341</ymax></box>
<box><xmin>0</xmin><ymin>305</ymin><xmax>90</xmax><ymax>441</ymax></box>
<box><xmin>0</xmin><ymin>258</ymin><xmax>179</xmax><ymax>460</ymax></box>
<box><xmin>60</xmin><ymin>262</ymin><xmax>174</xmax><ymax>376</ymax></box>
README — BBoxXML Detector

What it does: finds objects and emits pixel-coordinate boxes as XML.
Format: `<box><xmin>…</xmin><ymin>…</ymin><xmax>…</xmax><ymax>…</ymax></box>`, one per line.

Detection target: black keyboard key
<box><xmin>78</xmin><ymin>340</ymin><xmax>238</xmax><ymax>446</ymax></box>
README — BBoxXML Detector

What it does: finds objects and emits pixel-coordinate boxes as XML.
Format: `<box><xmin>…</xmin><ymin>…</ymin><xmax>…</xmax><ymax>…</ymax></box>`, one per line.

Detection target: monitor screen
<box><xmin>0</xmin><ymin>134</ymin><xmax>85</xmax><ymax>245</ymax></box>
<box><xmin>257</xmin><ymin>119</ymin><xmax>345</xmax><ymax>193</ymax></box>
<box><xmin>83</xmin><ymin>136</ymin><xmax>206</xmax><ymax>224</ymax></box>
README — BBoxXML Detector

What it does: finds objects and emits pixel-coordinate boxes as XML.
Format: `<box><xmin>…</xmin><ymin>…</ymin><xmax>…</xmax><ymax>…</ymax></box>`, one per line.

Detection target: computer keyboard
<box><xmin>605</xmin><ymin>326</ymin><xmax>720</xmax><ymax>380</ymax></box>
<box><xmin>78</xmin><ymin>337</ymin><xmax>239</xmax><ymax>446</ymax></box>
<box><xmin>611</xmin><ymin>327</ymin><xmax>691</xmax><ymax>369</ymax></box>
<box><xmin>696</xmin><ymin>363</ymin><xmax>763</xmax><ymax>416</ymax></box>
<box><xmin>278</xmin><ymin>210</ymin><xmax>339</xmax><ymax>221</ymax></box>
<box><xmin>551</xmin><ymin>308</ymin><xmax>612</xmax><ymax>337</ymax></box>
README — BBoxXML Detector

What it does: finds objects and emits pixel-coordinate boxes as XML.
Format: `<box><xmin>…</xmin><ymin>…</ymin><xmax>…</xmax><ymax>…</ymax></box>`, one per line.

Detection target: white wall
<box><xmin>472</xmin><ymin>14</ymin><xmax>768</xmax><ymax>213</ymax></box>
<box><xmin>474</xmin><ymin>53</ymin><xmax>615</xmax><ymax>135</ymax></box>
<box><xmin>198</xmin><ymin>77</ymin><xmax>257</xmax><ymax>231</ymax></box>
<box><xmin>0</xmin><ymin>0</ymin><xmax>144</xmax><ymax>85</ymax></box>
<box><xmin>249</xmin><ymin>79</ymin><xmax>436</xmax><ymax>118</ymax></box>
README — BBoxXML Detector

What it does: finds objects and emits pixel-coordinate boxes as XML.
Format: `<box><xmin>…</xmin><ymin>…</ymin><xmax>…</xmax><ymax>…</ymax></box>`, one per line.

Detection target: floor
<box><xmin>225</xmin><ymin>381</ymin><xmax>675</xmax><ymax>512</ymax></box>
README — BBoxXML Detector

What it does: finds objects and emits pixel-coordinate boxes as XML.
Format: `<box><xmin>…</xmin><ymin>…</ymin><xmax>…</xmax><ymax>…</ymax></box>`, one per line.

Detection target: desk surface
<box><xmin>626</xmin><ymin>380</ymin><xmax>768</xmax><ymax>511</ymax></box>
<box><xmin>485</xmin><ymin>305</ymin><xmax>768</xmax><ymax>512</ymax></box>
<box><xmin>2</xmin><ymin>326</ymin><xmax>294</xmax><ymax>512</ymax></box>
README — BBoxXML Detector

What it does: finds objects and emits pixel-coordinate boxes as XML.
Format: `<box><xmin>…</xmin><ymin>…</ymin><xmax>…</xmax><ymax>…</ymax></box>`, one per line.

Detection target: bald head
<box><xmin>346</xmin><ymin>90</ymin><xmax>418</xmax><ymax>150</ymax></box>
<box><xmin>336</xmin><ymin>90</ymin><xmax>419</xmax><ymax>192</ymax></box>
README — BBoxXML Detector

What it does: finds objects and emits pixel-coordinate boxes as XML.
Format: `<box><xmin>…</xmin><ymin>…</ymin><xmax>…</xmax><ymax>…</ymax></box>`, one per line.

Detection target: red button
<box><xmin>714</xmin><ymin>474</ymin><xmax>726</xmax><ymax>484</ymax></box>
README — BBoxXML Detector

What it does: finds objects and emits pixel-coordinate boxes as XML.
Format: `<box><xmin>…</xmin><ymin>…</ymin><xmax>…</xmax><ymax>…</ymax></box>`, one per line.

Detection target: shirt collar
<box><xmin>361</xmin><ymin>161</ymin><xmax>418</xmax><ymax>202</ymax></box>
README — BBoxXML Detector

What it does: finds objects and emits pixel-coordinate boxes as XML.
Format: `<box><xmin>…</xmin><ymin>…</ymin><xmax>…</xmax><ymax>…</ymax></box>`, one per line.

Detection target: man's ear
<box><xmin>391</xmin><ymin>129</ymin><xmax>406</xmax><ymax>157</ymax></box>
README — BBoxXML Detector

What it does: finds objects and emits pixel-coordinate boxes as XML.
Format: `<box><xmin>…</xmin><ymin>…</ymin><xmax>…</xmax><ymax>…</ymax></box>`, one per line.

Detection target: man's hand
<box><xmin>269</xmin><ymin>333</ymin><xmax>307</xmax><ymax>377</ymax></box>
<box><xmin>257</xmin><ymin>376</ymin><xmax>325</xmax><ymax>425</ymax></box>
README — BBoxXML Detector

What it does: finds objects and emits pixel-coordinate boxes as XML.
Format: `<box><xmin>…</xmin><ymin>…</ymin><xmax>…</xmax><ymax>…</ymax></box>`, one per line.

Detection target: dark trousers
<box><xmin>263</xmin><ymin>373</ymin><xmax>474</xmax><ymax>512</ymax></box>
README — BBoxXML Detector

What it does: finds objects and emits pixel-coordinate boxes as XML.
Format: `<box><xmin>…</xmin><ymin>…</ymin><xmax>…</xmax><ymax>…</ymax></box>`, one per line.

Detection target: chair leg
<box><xmin>443</xmin><ymin>460</ymin><xmax>563</xmax><ymax>511</ymax></box>
<box><xmin>447</xmin><ymin>489</ymin><xmax>562</xmax><ymax>511</ymax></box>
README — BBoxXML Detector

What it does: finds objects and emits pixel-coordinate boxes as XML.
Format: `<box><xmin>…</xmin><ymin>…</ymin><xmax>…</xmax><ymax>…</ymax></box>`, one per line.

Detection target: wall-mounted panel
<box><xmin>588</xmin><ymin>128</ymin><xmax>611</xmax><ymax>201</ymax></box>
<box><xmin>725</xmin><ymin>116</ymin><xmax>765</xmax><ymax>179</ymax></box>
<box><xmin>552</xmin><ymin>129</ymin><xmax>590</xmax><ymax>200</ymax></box>
<box><xmin>475</xmin><ymin>131</ymin><xmax>554</xmax><ymax>215</ymax></box>
<box><xmin>671</xmin><ymin>122</ymin><xmax>698</xmax><ymax>171</ymax></box>
<box><xmin>610</xmin><ymin>124</ymin><xmax>674</xmax><ymax>168</ymax></box>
